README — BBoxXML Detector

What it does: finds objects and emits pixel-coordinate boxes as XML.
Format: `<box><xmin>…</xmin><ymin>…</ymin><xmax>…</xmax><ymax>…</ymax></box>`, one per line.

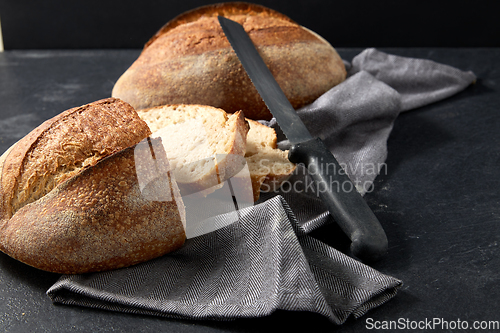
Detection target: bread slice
<box><xmin>136</xmin><ymin>104</ymin><xmax>249</xmax><ymax>195</ymax></box>
<box><xmin>112</xmin><ymin>2</ymin><xmax>346</xmax><ymax>120</ymax></box>
<box><xmin>0</xmin><ymin>98</ymin><xmax>186</xmax><ymax>274</ymax></box>
<box><xmin>137</xmin><ymin>105</ymin><xmax>295</xmax><ymax>201</ymax></box>
<box><xmin>245</xmin><ymin>119</ymin><xmax>296</xmax><ymax>201</ymax></box>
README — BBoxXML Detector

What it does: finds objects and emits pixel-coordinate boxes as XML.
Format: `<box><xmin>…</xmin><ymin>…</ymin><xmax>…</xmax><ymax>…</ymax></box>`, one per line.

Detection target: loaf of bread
<box><xmin>0</xmin><ymin>98</ymin><xmax>295</xmax><ymax>273</ymax></box>
<box><xmin>137</xmin><ymin>104</ymin><xmax>295</xmax><ymax>201</ymax></box>
<box><xmin>112</xmin><ymin>2</ymin><xmax>346</xmax><ymax>120</ymax></box>
<box><xmin>0</xmin><ymin>98</ymin><xmax>186</xmax><ymax>274</ymax></box>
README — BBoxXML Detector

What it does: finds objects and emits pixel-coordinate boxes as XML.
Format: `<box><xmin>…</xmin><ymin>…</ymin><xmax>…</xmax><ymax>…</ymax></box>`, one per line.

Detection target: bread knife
<box><xmin>218</xmin><ymin>16</ymin><xmax>388</xmax><ymax>261</ymax></box>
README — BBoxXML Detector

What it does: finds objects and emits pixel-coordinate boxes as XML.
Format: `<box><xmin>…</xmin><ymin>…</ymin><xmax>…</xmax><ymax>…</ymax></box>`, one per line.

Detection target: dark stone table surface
<box><xmin>0</xmin><ymin>48</ymin><xmax>499</xmax><ymax>332</ymax></box>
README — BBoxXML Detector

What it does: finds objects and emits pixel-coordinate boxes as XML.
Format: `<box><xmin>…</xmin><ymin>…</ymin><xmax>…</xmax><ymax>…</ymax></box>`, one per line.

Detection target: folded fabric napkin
<box><xmin>47</xmin><ymin>48</ymin><xmax>476</xmax><ymax>324</ymax></box>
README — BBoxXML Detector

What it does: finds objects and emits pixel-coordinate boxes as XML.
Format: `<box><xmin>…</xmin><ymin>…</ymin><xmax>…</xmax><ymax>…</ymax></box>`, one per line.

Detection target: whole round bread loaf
<box><xmin>112</xmin><ymin>2</ymin><xmax>346</xmax><ymax>120</ymax></box>
<box><xmin>0</xmin><ymin>98</ymin><xmax>186</xmax><ymax>274</ymax></box>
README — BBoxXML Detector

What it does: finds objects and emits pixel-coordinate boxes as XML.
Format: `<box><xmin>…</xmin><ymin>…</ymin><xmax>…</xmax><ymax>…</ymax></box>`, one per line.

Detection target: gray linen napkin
<box><xmin>47</xmin><ymin>196</ymin><xmax>401</xmax><ymax>324</ymax></box>
<box><xmin>47</xmin><ymin>49</ymin><xmax>476</xmax><ymax>324</ymax></box>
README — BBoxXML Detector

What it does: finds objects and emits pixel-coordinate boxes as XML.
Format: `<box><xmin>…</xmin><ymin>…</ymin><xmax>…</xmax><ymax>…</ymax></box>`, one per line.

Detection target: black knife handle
<box><xmin>288</xmin><ymin>138</ymin><xmax>388</xmax><ymax>262</ymax></box>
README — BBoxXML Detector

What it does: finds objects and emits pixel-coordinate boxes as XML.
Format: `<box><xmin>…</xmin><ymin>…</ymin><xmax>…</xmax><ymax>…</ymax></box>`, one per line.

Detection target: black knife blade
<box><xmin>218</xmin><ymin>16</ymin><xmax>388</xmax><ymax>261</ymax></box>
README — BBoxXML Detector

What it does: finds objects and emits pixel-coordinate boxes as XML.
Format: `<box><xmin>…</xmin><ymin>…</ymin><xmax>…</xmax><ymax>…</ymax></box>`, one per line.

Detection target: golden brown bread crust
<box><xmin>112</xmin><ymin>2</ymin><xmax>346</xmax><ymax>120</ymax></box>
<box><xmin>0</xmin><ymin>142</ymin><xmax>186</xmax><ymax>274</ymax></box>
<box><xmin>144</xmin><ymin>2</ymin><xmax>297</xmax><ymax>50</ymax></box>
<box><xmin>0</xmin><ymin>98</ymin><xmax>152</xmax><ymax>220</ymax></box>
<box><xmin>0</xmin><ymin>98</ymin><xmax>186</xmax><ymax>274</ymax></box>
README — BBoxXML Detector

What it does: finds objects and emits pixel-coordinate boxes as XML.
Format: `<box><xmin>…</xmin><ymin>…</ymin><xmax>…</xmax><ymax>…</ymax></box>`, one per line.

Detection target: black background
<box><xmin>1</xmin><ymin>1</ymin><xmax>500</xmax><ymax>332</ymax></box>
<box><xmin>1</xmin><ymin>0</ymin><xmax>499</xmax><ymax>49</ymax></box>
